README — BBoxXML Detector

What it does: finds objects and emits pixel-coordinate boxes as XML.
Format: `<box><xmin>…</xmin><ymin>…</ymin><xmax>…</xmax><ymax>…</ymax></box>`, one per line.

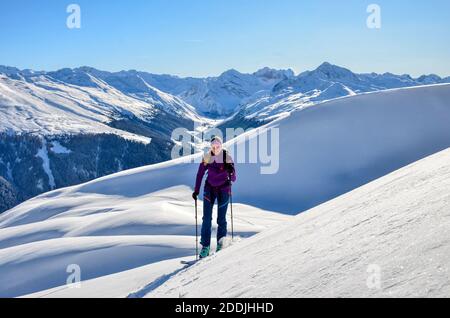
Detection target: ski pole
<box><xmin>195</xmin><ymin>198</ymin><xmax>198</xmax><ymax>260</ymax></box>
<box><xmin>230</xmin><ymin>187</ymin><xmax>234</xmax><ymax>240</ymax></box>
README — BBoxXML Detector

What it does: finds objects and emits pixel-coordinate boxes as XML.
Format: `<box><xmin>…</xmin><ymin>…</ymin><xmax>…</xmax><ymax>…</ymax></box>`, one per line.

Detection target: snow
<box><xmin>3</xmin><ymin>63</ymin><xmax>448</xmax><ymax>132</ymax></box>
<box><xmin>179</xmin><ymin>68</ymin><xmax>291</xmax><ymax>117</ymax></box>
<box><xmin>228</xmin><ymin>84</ymin><xmax>450</xmax><ymax>213</ymax></box>
<box><xmin>0</xmin><ymin>73</ymin><xmax>199</xmax><ymax>143</ymax></box>
<box><xmin>35</xmin><ymin>139</ymin><xmax>56</xmax><ymax>189</ymax></box>
<box><xmin>6</xmin><ymin>162</ymin><xmax>13</xmax><ymax>181</ymax></box>
<box><xmin>149</xmin><ymin>147</ymin><xmax>450</xmax><ymax>298</ymax></box>
<box><xmin>23</xmin><ymin>257</ymin><xmax>195</xmax><ymax>298</ymax></box>
<box><xmin>132</xmin><ymin>75</ymin><xmax>201</xmax><ymax>122</ymax></box>
<box><xmin>231</xmin><ymin>63</ymin><xmax>449</xmax><ymax>123</ymax></box>
<box><xmin>50</xmin><ymin>141</ymin><xmax>72</xmax><ymax>154</ymax></box>
<box><xmin>0</xmin><ymin>186</ymin><xmax>289</xmax><ymax>297</ymax></box>
<box><xmin>0</xmin><ymin>84</ymin><xmax>449</xmax><ymax>297</ymax></box>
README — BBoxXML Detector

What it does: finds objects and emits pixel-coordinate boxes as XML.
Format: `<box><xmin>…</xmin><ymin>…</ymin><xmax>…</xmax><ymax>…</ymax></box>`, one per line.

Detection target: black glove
<box><xmin>192</xmin><ymin>191</ymin><xmax>199</xmax><ymax>201</ymax></box>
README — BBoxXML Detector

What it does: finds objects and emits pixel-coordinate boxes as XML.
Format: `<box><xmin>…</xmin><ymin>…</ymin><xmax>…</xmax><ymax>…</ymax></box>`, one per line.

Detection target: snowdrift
<box><xmin>149</xmin><ymin>147</ymin><xmax>450</xmax><ymax>298</ymax></box>
<box><xmin>0</xmin><ymin>186</ymin><xmax>288</xmax><ymax>297</ymax></box>
<box><xmin>233</xmin><ymin>84</ymin><xmax>450</xmax><ymax>213</ymax></box>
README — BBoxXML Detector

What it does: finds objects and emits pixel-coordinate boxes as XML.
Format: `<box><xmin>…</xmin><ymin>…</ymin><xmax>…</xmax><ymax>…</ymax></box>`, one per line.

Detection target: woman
<box><xmin>192</xmin><ymin>136</ymin><xmax>237</xmax><ymax>259</ymax></box>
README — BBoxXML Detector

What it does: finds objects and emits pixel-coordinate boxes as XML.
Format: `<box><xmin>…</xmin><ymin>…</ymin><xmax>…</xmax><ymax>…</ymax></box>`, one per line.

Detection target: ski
<box><xmin>181</xmin><ymin>260</ymin><xmax>199</xmax><ymax>266</ymax></box>
<box><xmin>181</xmin><ymin>238</ymin><xmax>240</xmax><ymax>267</ymax></box>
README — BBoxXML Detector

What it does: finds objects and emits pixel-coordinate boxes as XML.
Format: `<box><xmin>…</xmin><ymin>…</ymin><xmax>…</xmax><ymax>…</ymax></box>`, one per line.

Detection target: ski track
<box><xmin>127</xmin><ymin>262</ymin><xmax>194</xmax><ymax>298</ymax></box>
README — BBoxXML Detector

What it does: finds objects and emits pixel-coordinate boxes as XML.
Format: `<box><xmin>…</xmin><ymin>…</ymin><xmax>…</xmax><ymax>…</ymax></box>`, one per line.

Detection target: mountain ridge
<box><xmin>3</xmin><ymin>62</ymin><xmax>449</xmax><ymax>120</ymax></box>
<box><xmin>1</xmin><ymin>62</ymin><xmax>450</xmax><ymax>213</ymax></box>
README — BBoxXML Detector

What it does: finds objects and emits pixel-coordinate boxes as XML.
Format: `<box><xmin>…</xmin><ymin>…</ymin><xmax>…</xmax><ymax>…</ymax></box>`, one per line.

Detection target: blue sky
<box><xmin>1</xmin><ymin>0</ymin><xmax>449</xmax><ymax>77</ymax></box>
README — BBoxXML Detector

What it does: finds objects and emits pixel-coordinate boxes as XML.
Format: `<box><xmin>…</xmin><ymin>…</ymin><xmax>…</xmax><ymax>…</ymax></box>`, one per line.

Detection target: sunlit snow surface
<box><xmin>0</xmin><ymin>74</ymin><xmax>204</xmax><ymax>143</ymax></box>
<box><xmin>149</xmin><ymin>148</ymin><xmax>450</xmax><ymax>298</ymax></box>
<box><xmin>1</xmin><ymin>84</ymin><xmax>449</xmax><ymax>297</ymax></box>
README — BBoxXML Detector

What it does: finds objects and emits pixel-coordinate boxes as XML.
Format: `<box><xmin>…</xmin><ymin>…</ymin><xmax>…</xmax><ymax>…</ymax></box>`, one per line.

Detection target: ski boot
<box><xmin>216</xmin><ymin>237</ymin><xmax>226</xmax><ymax>252</ymax></box>
<box><xmin>199</xmin><ymin>246</ymin><xmax>210</xmax><ymax>259</ymax></box>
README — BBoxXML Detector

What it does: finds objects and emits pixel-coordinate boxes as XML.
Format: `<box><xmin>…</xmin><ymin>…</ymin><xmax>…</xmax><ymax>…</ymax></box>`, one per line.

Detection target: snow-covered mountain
<box><xmin>35</xmin><ymin>65</ymin><xmax>295</xmax><ymax>118</ymax></box>
<box><xmin>1</xmin><ymin>69</ymin><xmax>203</xmax><ymax>133</ymax></box>
<box><xmin>274</xmin><ymin>62</ymin><xmax>450</xmax><ymax>94</ymax></box>
<box><xmin>3</xmin><ymin>62</ymin><xmax>448</xmax><ymax>128</ymax></box>
<box><xmin>178</xmin><ymin>68</ymin><xmax>295</xmax><ymax>117</ymax></box>
<box><xmin>1</xmin><ymin>84</ymin><xmax>449</xmax><ymax>297</ymax></box>
<box><xmin>220</xmin><ymin>62</ymin><xmax>450</xmax><ymax>127</ymax></box>
<box><xmin>150</xmin><ymin>147</ymin><xmax>450</xmax><ymax>298</ymax></box>
<box><xmin>0</xmin><ymin>70</ymin><xmax>207</xmax><ymax>213</ymax></box>
<box><xmin>0</xmin><ymin>184</ymin><xmax>290</xmax><ymax>297</ymax></box>
<box><xmin>45</xmin><ymin>67</ymin><xmax>201</xmax><ymax>122</ymax></box>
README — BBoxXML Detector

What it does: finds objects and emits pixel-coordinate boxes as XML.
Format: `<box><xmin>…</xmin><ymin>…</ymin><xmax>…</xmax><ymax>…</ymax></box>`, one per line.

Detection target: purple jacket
<box><xmin>195</xmin><ymin>150</ymin><xmax>237</xmax><ymax>193</ymax></box>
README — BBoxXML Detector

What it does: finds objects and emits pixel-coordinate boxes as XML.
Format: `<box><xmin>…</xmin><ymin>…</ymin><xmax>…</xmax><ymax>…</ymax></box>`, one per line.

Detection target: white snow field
<box><xmin>0</xmin><ymin>185</ymin><xmax>288</xmax><ymax>298</ymax></box>
<box><xmin>149</xmin><ymin>147</ymin><xmax>450</xmax><ymax>298</ymax></box>
<box><xmin>0</xmin><ymin>84</ymin><xmax>449</xmax><ymax>297</ymax></box>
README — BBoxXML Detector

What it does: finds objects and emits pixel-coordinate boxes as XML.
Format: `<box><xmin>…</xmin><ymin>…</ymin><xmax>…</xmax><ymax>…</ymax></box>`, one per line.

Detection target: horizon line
<box><xmin>1</xmin><ymin>62</ymin><xmax>449</xmax><ymax>80</ymax></box>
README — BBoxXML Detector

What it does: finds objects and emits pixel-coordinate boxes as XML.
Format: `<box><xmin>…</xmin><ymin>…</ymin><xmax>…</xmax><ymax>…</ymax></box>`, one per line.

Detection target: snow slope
<box><xmin>46</xmin><ymin>67</ymin><xmax>202</xmax><ymax>121</ymax></box>
<box><xmin>0</xmin><ymin>74</ymin><xmax>147</xmax><ymax>142</ymax></box>
<box><xmin>0</xmin><ymin>84</ymin><xmax>449</xmax><ymax>297</ymax></box>
<box><xmin>24</xmin><ymin>257</ymin><xmax>201</xmax><ymax>298</ymax></box>
<box><xmin>230</xmin><ymin>84</ymin><xmax>450</xmax><ymax>213</ymax></box>
<box><xmin>149</xmin><ymin>147</ymin><xmax>450</xmax><ymax>298</ymax></box>
<box><xmin>178</xmin><ymin>68</ymin><xmax>295</xmax><ymax>117</ymax></box>
<box><xmin>0</xmin><ymin>71</ymin><xmax>211</xmax><ymax>213</ymax></box>
<box><xmin>0</xmin><ymin>73</ymin><xmax>203</xmax><ymax>142</ymax></box>
<box><xmin>26</xmin><ymin>83</ymin><xmax>447</xmax><ymax>216</ymax></box>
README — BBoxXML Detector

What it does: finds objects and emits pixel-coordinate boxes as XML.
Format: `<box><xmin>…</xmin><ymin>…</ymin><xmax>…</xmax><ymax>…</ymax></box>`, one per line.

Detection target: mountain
<box><xmin>4</xmin><ymin>62</ymin><xmax>448</xmax><ymax>126</ymax></box>
<box><xmin>178</xmin><ymin>67</ymin><xmax>295</xmax><ymax>117</ymax></box>
<box><xmin>150</xmin><ymin>147</ymin><xmax>450</xmax><ymax>298</ymax></box>
<box><xmin>0</xmin><ymin>64</ymin><xmax>292</xmax><ymax>212</ymax></box>
<box><xmin>44</xmin><ymin>66</ymin><xmax>295</xmax><ymax>118</ymax></box>
<box><xmin>416</xmin><ymin>74</ymin><xmax>444</xmax><ymax>85</ymax></box>
<box><xmin>0</xmin><ymin>69</ymin><xmax>204</xmax><ymax>138</ymax></box>
<box><xmin>0</xmin><ymin>71</ymin><xmax>206</xmax><ymax>213</ymax></box>
<box><xmin>1</xmin><ymin>84</ymin><xmax>449</xmax><ymax>297</ymax></box>
<box><xmin>46</xmin><ymin>67</ymin><xmax>201</xmax><ymax>121</ymax></box>
<box><xmin>1</xmin><ymin>63</ymin><xmax>449</xmax><ymax>213</ymax></box>
<box><xmin>273</xmin><ymin>62</ymin><xmax>448</xmax><ymax>93</ymax></box>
